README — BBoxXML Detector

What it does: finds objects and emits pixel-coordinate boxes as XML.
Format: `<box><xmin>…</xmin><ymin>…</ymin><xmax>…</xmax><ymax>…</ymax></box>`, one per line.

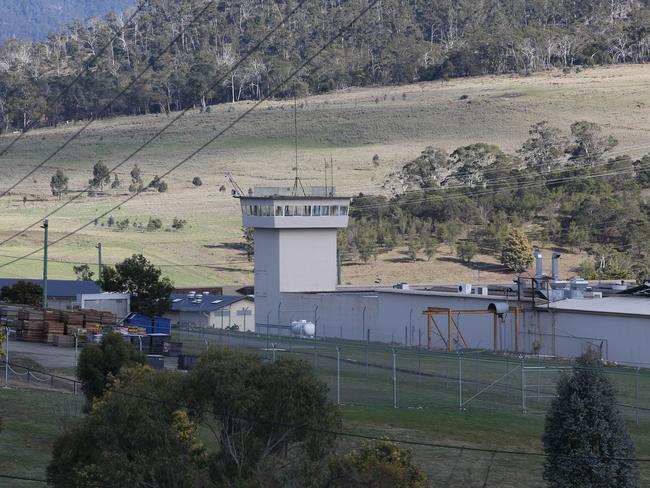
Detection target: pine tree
<box><xmin>499</xmin><ymin>227</ymin><xmax>534</xmax><ymax>272</ymax></box>
<box><xmin>543</xmin><ymin>352</ymin><xmax>639</xmax><ymax>488</ymax></box>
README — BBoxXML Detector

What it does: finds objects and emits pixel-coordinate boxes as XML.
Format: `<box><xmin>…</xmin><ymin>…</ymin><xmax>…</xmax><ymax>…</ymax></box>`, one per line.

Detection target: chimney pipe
<box><xmin>552</xmin><ymin>253</ymin><xmax>561</xmax><ymax>281</ymax></box>
<box><xmin>534</xmin><ymin>249</ymin><xmax>543</xmax><ymax>278</ymax></box>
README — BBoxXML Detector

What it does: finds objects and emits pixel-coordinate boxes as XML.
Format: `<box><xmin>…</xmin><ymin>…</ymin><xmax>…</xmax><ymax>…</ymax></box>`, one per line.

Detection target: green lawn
<box><xmin>2</xmin><ymin>387</ymin><xmax>649</xmax><ymax>487</ymax></box>
<box><xmin>0</xmin><ymin>389</ymin><xmax>84</xmax><ymax>487</ymax></box>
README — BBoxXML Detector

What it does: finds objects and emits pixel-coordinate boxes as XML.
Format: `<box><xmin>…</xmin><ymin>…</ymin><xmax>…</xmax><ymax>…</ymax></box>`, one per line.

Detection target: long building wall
<box><xmin>259</xmin><ymin>290</ymin><xmax>650</xmax><ymax>367</ymax></box>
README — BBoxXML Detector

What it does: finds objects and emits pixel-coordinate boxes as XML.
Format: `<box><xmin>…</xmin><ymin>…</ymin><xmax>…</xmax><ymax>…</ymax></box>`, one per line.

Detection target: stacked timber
<box><xmin>44</xmin><ymin>309</ymin><xmax>65</xmax><ymax>344</ymax></box>
<box><xmin>100</xmin><ymin>311</ymin><xmax>117</xmax><ymax>326</ymax></box>
<box><xmin>83</xmin><ymin>309</ymin><xmax>102</xmax><ymax>332</ymax></box>
<box><xmin>62</xmin><ymin>311</ymin><xmax>84</xmax><ymax>336</ymax></box>
<box><xmin>16</xmin><ymin>308</ymin><xmax>45</xmax><ymax>342</ymax></box>
<box><xmin>0</xmin><ymin>305</ymin><xmax>21</xmax><ymax>325</ymax></box>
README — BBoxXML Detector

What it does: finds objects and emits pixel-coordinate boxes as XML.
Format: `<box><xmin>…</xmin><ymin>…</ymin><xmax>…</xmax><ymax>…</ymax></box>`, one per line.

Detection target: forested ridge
<box><xmin>1</xmin><ymin>0</ymin><xmax>650</xmax><ymax>133</ymax></box>
<box><xmin>0</xmin><ymin>0</ymin><xmax>135</xmax><ymax>41</ymax></box>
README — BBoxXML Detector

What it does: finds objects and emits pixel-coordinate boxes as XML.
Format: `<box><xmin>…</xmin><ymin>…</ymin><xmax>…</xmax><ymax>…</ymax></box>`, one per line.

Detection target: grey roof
<box><xmin>547</xmin><ymin>297</ymin><xmax>650</xmax><ymax>317</ymax></box>
<box><xmin>0</xmin><ymin>278</ymin><xmax>101</xmax><ymax>298</ymax></box>
<box><xmin>169</xmin><ymin>294</ymin><xmax>252</xmax><ymax>313</ymax></box>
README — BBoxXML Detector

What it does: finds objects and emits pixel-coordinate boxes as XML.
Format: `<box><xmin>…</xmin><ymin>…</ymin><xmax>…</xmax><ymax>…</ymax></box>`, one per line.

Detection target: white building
<box><xmin>240</xmin><ymin>188</ymin><xmax>650</xmax><ymax>367</ymax></box>
<box><xmin>165</xmin><ymin>293</ymin><xmax>255</xmax><ymax>331</ymax></box>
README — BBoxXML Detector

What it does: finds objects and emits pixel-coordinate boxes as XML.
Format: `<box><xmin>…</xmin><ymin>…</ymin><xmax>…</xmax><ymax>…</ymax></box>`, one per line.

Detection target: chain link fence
<box><xmin>175</xmin><ymin>326</ymin><xmax>650</xmax><ymax>424</ymax></box>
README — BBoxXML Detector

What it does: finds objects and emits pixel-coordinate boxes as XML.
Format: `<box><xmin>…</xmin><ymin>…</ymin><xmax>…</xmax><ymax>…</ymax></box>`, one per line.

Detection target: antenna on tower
<box><xmin>330</xmin><ymin>155</ymin><xmax>334</xmax><ymax>196</ymax></box>
<box><xmin>291</xmin><ymin>83</ymin><xmax>306</xmax><ymax>197</ymax></box>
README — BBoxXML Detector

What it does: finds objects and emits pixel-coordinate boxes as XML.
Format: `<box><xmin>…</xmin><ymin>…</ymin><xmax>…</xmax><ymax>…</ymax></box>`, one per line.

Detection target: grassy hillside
<box><xmin>0</xmin><ymin>65</ymin><xmax>649</xmax><ymax>286</ymax></box>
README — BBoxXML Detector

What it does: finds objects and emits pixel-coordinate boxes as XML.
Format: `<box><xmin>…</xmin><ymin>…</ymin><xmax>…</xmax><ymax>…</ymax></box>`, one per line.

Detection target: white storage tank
<box><xmin>291</xmin><ymin>320</ymin><xmax>315</xmax><ymax>337</ymax></box>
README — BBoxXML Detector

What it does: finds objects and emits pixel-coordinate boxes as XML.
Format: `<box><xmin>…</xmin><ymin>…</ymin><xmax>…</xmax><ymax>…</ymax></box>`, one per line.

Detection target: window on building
<box><xmin>330</xmin><ymin>205</ymin><xmax>339</xmax><ymax>216</ymax></box>
<box><xmin>275</xmin><ymin>205</ymin><xmax>283</xmax><ymax>216</ymax></box>
<box><xmin>284</xmin><ymin>205</ymin><xmax>294</xmax><ymax>216</ymax></box>
<box><xmin>340</xmin><ymin>205</ymin><xmax>348</xmax><ymax>216</ymax></box>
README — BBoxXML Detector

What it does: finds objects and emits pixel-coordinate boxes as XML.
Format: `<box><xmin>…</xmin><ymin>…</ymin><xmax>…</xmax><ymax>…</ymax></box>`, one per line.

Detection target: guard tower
<box><xmin>239</xmin><ymin>186</ymin><xmax>350</xmax><ymax>330</ymax></box>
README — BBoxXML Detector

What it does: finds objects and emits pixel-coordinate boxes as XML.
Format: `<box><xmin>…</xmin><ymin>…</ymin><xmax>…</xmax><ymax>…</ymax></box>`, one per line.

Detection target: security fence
<box><xmin>0</xmin><ymin>361</ymin><xmax>80</xmax><ymax>395</ymax></box>
<box><xmin>175</xmin><ymin>326</ymin><xmax>650</xmax><ymax>424</ymax></box>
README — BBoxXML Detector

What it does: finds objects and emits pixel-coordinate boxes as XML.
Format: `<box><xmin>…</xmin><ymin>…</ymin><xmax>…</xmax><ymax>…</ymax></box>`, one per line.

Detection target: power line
<box><xmin>348</xmin><ymin>143</ymin><xmax>650</xmax><ymax>205</ymax></box>
<box><xmin>351</xmin><ymin>159</ymin><xmax>650</xmax><ymax>212</ymax></box>
<box><xmin>0</xmin><ymin>0</ymin><xmax>220</xmax><ymax>207</ymax></box>
<box><xmin>0</xmin><ymin>4</ymin><xmax>145</xmax><ymax>195</ymax></box>
<box><xmin>0</xmin><ymin>0</ymin><xmax>312</xmax><ymax>250</ymax></box>
<box><xmin>0</xmin><ymin>0</ymin><xmax>384</xmax><ymax>270</ymax></box>
<box><xmin>0</xmin><ymin>473</ymin><xmax>47</xmax><ymax>483</ymax></box>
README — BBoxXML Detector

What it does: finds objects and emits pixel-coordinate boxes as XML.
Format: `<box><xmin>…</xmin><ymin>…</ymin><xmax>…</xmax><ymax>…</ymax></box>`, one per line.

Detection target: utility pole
<box><xmin>96</xmin><ymin>243</ymin><xmax>103</xmax><ymax>281</ymax></box>
<box><xmin>336</xmin><ymin>251</ymin><xmax>342</xmax><ymax>286</ymax></box>
<box><xmin>41</xmin><ymin>219</ymin><xmax>49</xmax><ymax>309</ymax></box>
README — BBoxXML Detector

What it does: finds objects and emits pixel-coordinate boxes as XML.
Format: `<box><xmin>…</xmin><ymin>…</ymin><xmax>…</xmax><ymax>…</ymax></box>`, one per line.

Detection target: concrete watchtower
<box><xmin>239</xmin><ymin>186</ymin><xmax>350</xmax><ymax>330</ymax></box>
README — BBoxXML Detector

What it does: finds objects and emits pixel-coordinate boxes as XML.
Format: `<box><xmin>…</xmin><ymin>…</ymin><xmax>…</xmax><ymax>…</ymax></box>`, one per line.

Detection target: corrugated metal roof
<box><xmin>0</xmin><ymin>278</ymin><xmax>101</xmax><ymax>297</ymax></box>
<box><xmin>547</xmin><ymin>297</ymin><xmax>650</xmax><ymax>316</ymax></box>
<box><xmin>169</xmin><ymin>294</ymin><xmax>252</xmax><ymax>313</ymax></box>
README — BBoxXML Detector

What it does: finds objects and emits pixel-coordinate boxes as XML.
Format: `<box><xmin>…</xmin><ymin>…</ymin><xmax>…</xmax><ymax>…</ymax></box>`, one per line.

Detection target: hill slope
<box><xmin>0</xmin><ymin>0</ymin><xmax>135</xmax><ymax>40</ymax></box>
<box><xmin>0</xmin><ymin>65</ymin><xmax>648</xmax><ymax>286</ymax></box>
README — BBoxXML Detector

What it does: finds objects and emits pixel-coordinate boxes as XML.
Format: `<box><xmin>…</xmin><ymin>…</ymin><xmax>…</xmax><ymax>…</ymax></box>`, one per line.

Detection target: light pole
<box><xmin>73</xmin><ymin>330</ymin><xmax>80</xmax><ymax>370</ymax></box>
<box><xmin>41</xmin><ymin>219</ymin><xmax>49</xmax><ymax>309</ymax></box>
<box><xmin>4</xmin><ymin>324</ymin><xmax>9</xmax><ymax>389</ymax></box>
<box><xmin>96</xmin><ymin>243</ymin><xmax>103</xmax><ymax>281</ymax></box>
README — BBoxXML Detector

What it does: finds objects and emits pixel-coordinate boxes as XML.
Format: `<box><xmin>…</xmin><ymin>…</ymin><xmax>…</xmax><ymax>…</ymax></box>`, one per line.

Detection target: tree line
<box><xmin>342</xmin><ymin>119</ymin><xmax>650</xmax><ymax>280</ymax></box>
<box><xmin>1</xmin><ymin>0</ymin><xmax>650</xmax><ymax>133</ymax></box>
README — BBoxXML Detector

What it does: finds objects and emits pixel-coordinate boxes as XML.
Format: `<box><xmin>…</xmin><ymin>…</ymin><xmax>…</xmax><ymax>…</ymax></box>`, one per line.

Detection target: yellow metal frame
<box><xmin>422</xmin><ymin>307</ymin><xmax>521</xmax><ymax>353</ymax></box>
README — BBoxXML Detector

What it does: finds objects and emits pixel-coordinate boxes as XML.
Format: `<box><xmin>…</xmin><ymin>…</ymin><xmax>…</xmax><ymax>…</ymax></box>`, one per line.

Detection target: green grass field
<box><xmin>2</xmin><ymin>387</ymin><xmax>650</xmax><ymax>487</ymax></box>
<box><xmin>1</xmin><ymin>64</ymin><xmax>649</xmax><ymax>286</ymax></box>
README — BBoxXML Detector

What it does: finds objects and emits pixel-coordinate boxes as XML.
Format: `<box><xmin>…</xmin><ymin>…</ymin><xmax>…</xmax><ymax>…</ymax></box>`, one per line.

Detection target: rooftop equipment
<box><xmin>534</xmin><ymin>249</ymin><xmax>544</xmax><ymax>278</ymax></box>
<box><xmin>552</xmin><ymin>252</ymin><xmax>561</xmax><ymax>281</ymax></box>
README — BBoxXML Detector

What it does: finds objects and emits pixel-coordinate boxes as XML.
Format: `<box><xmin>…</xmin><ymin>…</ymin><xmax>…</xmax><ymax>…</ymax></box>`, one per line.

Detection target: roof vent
<box><xmin>458</xmin><ymin>284</ymin><xmax>472</xmax><ymax>294</ymax></box>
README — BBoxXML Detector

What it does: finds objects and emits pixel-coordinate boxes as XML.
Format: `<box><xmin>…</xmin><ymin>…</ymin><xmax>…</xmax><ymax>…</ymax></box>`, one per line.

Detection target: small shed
<box><xmin>165</xmin><ymin>293</ymin><xmax>255</xmax><ymax>331</ymax></box>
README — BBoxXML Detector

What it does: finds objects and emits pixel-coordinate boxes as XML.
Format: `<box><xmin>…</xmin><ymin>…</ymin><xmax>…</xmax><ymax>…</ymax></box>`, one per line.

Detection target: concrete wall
<box><xmin>47</xmin><ymin>298</ymin><xmax>76</xmax><ymax>311</ymax></box>
<box><xmin>533</xmin><ymin>310</ymin><xmax>650</xmax><ymax>366</ymax></box>
<box><xmin>269</xmin><ymin>289</ymin><xmax>650</xmax><ymax>366</ymax></box>
<box><xmin>279</xmin><ymin>229</ymin><xmax>337</xmax><ymax>292</ymax></box>
<box><xmin>254</xmin><ymin>228</ymin><xmax>338</xmax><ymax>330</ymax></box>
<box><xmin>80</xmin><ymin>293</ymin><xmax>131</xmax><ymax>318</ymax></box>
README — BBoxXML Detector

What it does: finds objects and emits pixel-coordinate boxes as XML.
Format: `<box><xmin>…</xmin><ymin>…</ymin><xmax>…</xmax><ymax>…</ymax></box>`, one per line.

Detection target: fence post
<box><xmin>365</xmin><ymin>329</ymin><xmax>369</xmax><ymax>377</ymax></box>
<box><xmin>392</xmin><ymin>348</ymin><xmax>397</xmax><ymax>409</ymax></box>
<box><xmin>521</xmin><ymin>355</ymin><xmax>526</xmax><ymax>414</ymax></box>
<box><xmin>336</xmin><ymin>347</ymin><xmax>341</xmax><ymax>405</ymax></box>
<box><xmin>417</xmin><ymin>344</ymin><xmax>421</xmax><ymax>383</ymax></box>
<box><xmin>313</xmin><ymin>327</ymin><xmax>318</xmax><ymax>369</ymax></box>
<box><xmin>74</xmin><ymin>381</ymin><xmax>77</xmax><ymax>395</ymax></box>
<box><xmin>458</xmin><ymin>353</ymin><xmax>462</xmax><ymax>410</ymax></box>
<box><xmin>634</xmin><ymin>366</ymin><xmax>639</xmax><ymax>425</ymax></box>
